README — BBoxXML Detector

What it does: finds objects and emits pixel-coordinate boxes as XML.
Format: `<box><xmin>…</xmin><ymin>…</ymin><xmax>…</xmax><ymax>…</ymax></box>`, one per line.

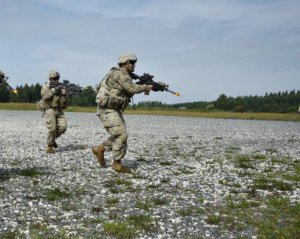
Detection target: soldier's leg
<box><xmin>94</xmin><ymin>109</ymin><xmax>129</xmax><ymax>172</ymax></box>
<box><xmin>44</xmin><ymin>109</ymin><xmax>57</xmax><ymax>153</ymax></box>
<box><xmin>107</xmin><ymin>123</ymin><xmax>130</xmax><ymax>173</ymax></box>
<box><xmin>105</xmin><ymin>123</ymin><xmax>128</xmax><ymax>160</ymax></box>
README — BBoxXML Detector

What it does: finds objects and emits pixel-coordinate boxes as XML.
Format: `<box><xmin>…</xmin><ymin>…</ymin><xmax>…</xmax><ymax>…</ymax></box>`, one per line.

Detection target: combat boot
<box><xmin>46</xmin><ymin>145</ymin><xmax>55</xmax><ymax>154</ymax></box>
<box><xmin>92</xmin><ymin>144</ymin><xmax>106</xmax><ymax>167</ymax></box>
<box><xmin>112</xmin><ymin>160</ymin><xmax>131</xmax><ymax>173</ymax></box>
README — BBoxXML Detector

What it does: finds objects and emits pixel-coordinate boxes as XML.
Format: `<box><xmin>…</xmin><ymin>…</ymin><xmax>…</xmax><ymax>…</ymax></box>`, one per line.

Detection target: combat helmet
<box><xmin>48</xmin><ymin>70</ymin><xmax>60</xmax><ymax>80</ymax></box>
<box><xmin>118</xmin><ymin>53</ymin><xmax>137</xmax><ymax>64</ymax></box>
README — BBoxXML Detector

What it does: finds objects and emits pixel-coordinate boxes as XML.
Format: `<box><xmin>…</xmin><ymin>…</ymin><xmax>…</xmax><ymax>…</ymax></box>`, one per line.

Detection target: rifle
<box><xmin>131</xmin><ymin>73</ymin><xmax>180</xmax><ymax>96</ymax></box>
<box><xmin>50</xmin><ymin>80</ymin><xmax>83</xmax><ymax>96</ymax></box>
<box><xmin>0</xmin><ymin>76</ymin><xmax>18</xmax><ymax>94</ymax></box>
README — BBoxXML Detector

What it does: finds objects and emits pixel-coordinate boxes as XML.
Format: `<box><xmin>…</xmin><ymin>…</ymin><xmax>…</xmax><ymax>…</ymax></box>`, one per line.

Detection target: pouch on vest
<box><xmin>107</xmin><ymin>95</ymin><xmax>125</xmax><ymax>110</ymax></box>
<box><xmin>96</xmin><ymin>87</ymin><xmax>110</xmax><ymax>107</ymax></box>
<box><xmin>36</xmin><ymin>99</ymin><xmax>47</xmax><ymax>111</ymax></box>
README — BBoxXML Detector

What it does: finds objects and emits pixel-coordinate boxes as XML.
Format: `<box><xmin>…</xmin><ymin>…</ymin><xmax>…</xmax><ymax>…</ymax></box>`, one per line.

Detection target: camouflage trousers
<box><xmin>98</xmin><ymin>108</ymin><xmax>128</xmax><ymax>161</ymax></box>
<box><xmin>43</xmin><ymin>108</ymin><xmax>67</xmax><ymax>146</ymax></box>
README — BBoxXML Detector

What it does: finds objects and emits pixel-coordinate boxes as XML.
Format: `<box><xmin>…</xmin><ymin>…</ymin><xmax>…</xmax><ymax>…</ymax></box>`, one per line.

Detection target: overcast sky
<box><xmin>1</xmin><ymin>0</ymin><xmax>299</xmax><ymax>103</ymax></box>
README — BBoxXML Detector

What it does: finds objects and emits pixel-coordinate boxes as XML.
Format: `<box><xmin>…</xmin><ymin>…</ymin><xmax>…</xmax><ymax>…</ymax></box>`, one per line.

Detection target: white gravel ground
<box><xmin>0</xmin><ymin>110</ymin><xmax>299</xmax><ymax>238</ymax></box>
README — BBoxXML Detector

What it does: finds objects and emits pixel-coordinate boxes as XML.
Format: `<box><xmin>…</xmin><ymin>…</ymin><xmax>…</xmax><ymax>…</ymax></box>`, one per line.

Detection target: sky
<box><xmin>1</xmin><ymin>0</ymin><xmax>299</xmax><ymax>104</ymax></box>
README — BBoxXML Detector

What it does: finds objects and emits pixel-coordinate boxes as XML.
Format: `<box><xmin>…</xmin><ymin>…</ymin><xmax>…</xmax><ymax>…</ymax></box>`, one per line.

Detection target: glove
<box><xmin>152</xmin><ymin>82</ymin><xmax>165</xmax><ymax>92</ymax></box>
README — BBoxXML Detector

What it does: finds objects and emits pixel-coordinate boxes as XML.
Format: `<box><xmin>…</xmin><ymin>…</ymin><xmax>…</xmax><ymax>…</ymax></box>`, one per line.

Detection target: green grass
<box><xmin>176</xmin><ymin>206</ymin><xmax>205</xmax><ymax>217</ymax></box>
<box><xmin>103</xmin><ymin>221</ymin><xmax>136</xmax><ymax>239</ymax></box>
<box><xmin>252</xmin><ymin>177</ymin><xmax>294</xmax><ymax>191</ymax></box>
<box><xmin>18</xmin><ymin>168</ymin><xmax>42</xmax><ymax>177</ymax></box>
<box><xmin>43</xmin><ymin>188</ymin><xmax>71</xmax><ymax>201</ymax></box>
<box><xmin>1</xmin><ymin>103</ymin><xmax>299</xmax><ymax>121</ymax></box>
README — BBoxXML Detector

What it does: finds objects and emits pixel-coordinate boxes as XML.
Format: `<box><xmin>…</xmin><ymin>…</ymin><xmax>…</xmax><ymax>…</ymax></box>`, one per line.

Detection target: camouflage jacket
<box><xmin>41</xmin><ymin>83</ymin><xmax>68</xmax><ymax>110</ymax></box>
<box><xmin>96</xmin><ymin>68</ymin><xmax>150</xmax><ymax>111</ymax></box>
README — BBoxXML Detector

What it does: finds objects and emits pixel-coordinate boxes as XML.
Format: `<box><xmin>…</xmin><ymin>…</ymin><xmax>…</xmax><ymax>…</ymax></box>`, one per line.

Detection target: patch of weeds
<box><xmin>226</xmin><ymin>146</ymin><xmax>241</xmax><ymax>154</ymax></box>
<box><xmin>266</xmin><ymin>148</ymin><xmax>277</xmax><ymax>154</ymax></box>
<box><xmin>219</xmin><ymin>179</ymin><xmax>241</xmax><ymax>188</ymax></box>
<box><xmin>103</xmin><ymin>179</ymin><xmax>115</xmax><ymax>188</ymax></box>
<box><xmin>176</xmin><ymin>167</ymin><xmax>194</xmax><ymax>175</ymax></box>
<box><xmin>110</xmin><ymin>187</ymin><xmax>118</xmax><ymax>194</ymax></box>
<box><xmin>176</xmin><ymin>206</ymin><xmax>205</xmax><ymax>217</ymax></box>
<box><xmin>131</xmin><ymin>172</ymin><xmax>143</xmax><ymax>179</ymax></box>
<box><xmin>147</xmin><ymin>184</ymin><xmax>159</xmax><ymax>189</ymax></box>
<box><xmin>282</xmin><ymin>173</ymin><xmax>300</xmax><ymax>182</ymax></box>
<box><xmin>252</xmin><ymin>177</ymin><xmax>294</xmax><ymax>191</ymax></box>
<box><xmin>254</xmin><ymin>154</ymin><xmax>267</xmax><ymax>160</ymax></box>
<box><xmin>226</xmin><ymin>195</ymin><xmax>261</xmax><ymax>209</ymax></box>
<box><xmin>0</xmin><ymin>231</ymin><xmax>20</xmax><ymax>239</ymax></box>
<box><xmin>109</xmin><ymin>210</ymin><xmax>120</xmax><ymax>220</ymax></box>
<box><xmin>234</xmin><ymin>154</ymin><xmax>255</xmax><ymax>169</ymax></box>
<box><xmin>73</xmin><ymin>187</ymin><xmax>87</xmax><ymax>196</ymax></box>
<box><xmin>126</xmin><ymin>214</ymin><xmax>156</xmax><ymax>231</ymax></box>
<box><xmin>271</xmin><ymin>156</ymin><xmax>291</xmax><ymax>165</ymax></box>
<box><xmin>159</xmin><ymin>161</ymin><xmax>173</xmax><ymax>166</ymax></box>
<box><xmin>198</xmin><ymin>197</ymin><xmax>204</xmax><ymax>203</ymax></box>
<box><xmin>135</xmin><ymin>199</ymin><xmax>151</xmax><ymax>211</ymax></box>
<box><xmin>254</xmin><ymin>201</ymin><xmax>300</xmax><ymax>238</ymax></box>
<box><xmin>153</xmin><ymin>197</ymin><xmax>168</xmax><ymax>206</ymax></box>
<box><xmin>91</xmin><ymin>206</ymin><xmax>103</xmax><ymax>213</ymax></box>
<box><xmin>266</xmin><ymin>196</ymin><xmax>289</xmax><ymax>208</ymax></box>
<box><xmin>28</xmin><ymin>223</ymin><xmax>49</xmax><ymax>238</ymax></box>
<box><xmin>103</xmin><ymin>221</ymin><xmax>136</xmax><ymax>239</ymax></box>
<box><xmin>43</xmin><ymin>188</ymin><xmax>71</xmax><ymax>201</ymax></box>
<box><xmin>61</xmin><ymin>203</ymin><xmax>78</xmax><ymax>211</ymax></box>
<box><xmin>84</xmin><ymin>218</ymin><xmax>105</xmax><ymax>226</ymax></box>
<box><xmin>115</xmin><ymin>178</ymin><xmax>132</xmax><ymax>187</ymax></box>
<box><xmin>106</xmin><ymin>198</ymin><xmax>119</xmax><ymax>207</ymax></box>
<box><xmin>206</xmin><ymin>214</ymin><xmax>221</xmax><ymax>224</ymax></box>
<box><xmin>214</xmin><ymin>156</ymin><xmax>224</xmax><ymax>165</ymax></box>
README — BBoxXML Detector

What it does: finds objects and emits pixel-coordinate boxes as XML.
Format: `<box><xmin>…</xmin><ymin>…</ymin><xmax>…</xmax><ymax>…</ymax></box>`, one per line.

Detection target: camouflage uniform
<box><xmin>41</xmin><ymin>71</ymin><xmax>68</xmax><ymax>151</ymax></box>
<box><xmin>94</xmin><ymin>54</ymin><xmax>152</xmax><ymax>171</ymax></box>
<box><xmin>96</xmin><ymin>67</ymin><xmax>149</xmax><ymax>161</ymax></box>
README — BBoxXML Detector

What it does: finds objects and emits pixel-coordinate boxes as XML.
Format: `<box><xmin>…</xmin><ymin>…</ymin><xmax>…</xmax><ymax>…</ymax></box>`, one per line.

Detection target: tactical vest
<box><xmin>96</xmin><ymin>68</ymin><xmax>131</xmax><ymax>111</ymax></box>
<box><xmin>37</xmin><ymin>85</ymin><xmax>68</xmax><ymax>111</ymax></box>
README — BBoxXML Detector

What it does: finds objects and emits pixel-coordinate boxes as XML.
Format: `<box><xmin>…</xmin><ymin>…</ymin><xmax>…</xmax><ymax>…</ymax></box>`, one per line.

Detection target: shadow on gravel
<box><xmin>126</xmin><ymin>160</ymin><xmax>140</xmax><ymax>170</ymax></box>
<box><xmin>58</xmin><ymin>144</ymin><xmax>90</xmax><ymax>152</ymax></box>
<box><xmin>0</xmin><ymin>167</ymin><xmax>50</xmax><ymax>182</ymax></box>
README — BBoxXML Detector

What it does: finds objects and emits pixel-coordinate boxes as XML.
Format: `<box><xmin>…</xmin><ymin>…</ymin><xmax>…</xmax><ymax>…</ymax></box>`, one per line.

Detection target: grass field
<box><xmin>0</xmin><ymin>102</ymin><xmax>299</xmax><ymax>122</ymax></box>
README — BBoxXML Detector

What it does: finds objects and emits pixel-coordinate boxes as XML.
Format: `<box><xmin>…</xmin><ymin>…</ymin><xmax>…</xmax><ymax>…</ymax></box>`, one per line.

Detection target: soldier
<box><xmin>0</xmin><ymin>70</ymin><xmax>18</xmax><ymax>94</ymax></box>
<box><xmin>41</xmin><ymin>70</ymin><xmax>68</xmax><ymax>154</ymax></box>
<box><xmin>92</xmin><ymin>53</ymin><xmax>164</xmax><ymax>173</ymax></box>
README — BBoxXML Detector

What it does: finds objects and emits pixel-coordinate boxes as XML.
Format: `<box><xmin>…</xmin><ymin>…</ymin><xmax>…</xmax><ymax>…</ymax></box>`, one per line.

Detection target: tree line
<box><xmin>0</xmin><ymin>83</ymin><xmax>299</xmax><ymax>113</ymax></box>
<box><xmin>129</xmin><ymin>90</ymin><xmax>300</xmax><ymax>113</ymax></box>
<box><xmin>0</xmin><ymin>83</ymin><xmax>97</xmax><ymax>107</ymax></box>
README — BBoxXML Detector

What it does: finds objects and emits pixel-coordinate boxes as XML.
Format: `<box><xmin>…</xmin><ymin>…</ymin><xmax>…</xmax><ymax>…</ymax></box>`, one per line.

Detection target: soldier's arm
<box><xmin>41</xmin><ymin>85</ymin><xmax>54</xmax><ymax>100</ymax></box>
<box><xmin>118</xmin><ymin>75</ymin><xmax>152</xmax><ymax>94</ymax></box>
